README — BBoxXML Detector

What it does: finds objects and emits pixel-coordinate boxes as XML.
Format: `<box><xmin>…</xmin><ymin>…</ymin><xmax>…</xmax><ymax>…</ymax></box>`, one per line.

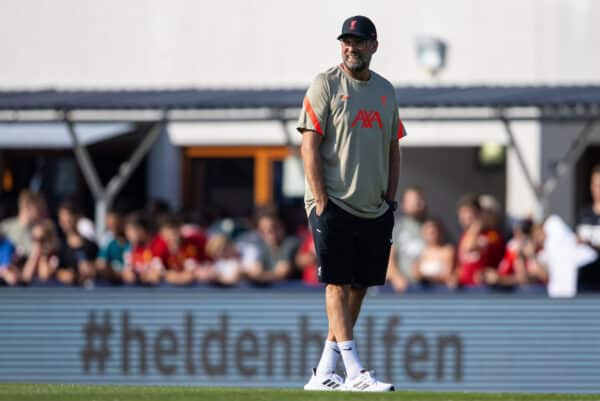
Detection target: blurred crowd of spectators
<box><xmin>0</xmin><ymin>192</ymin><xmax>306</xmax><ymax>288</ymax></box>
<box><xmin>2</xmin><ymin>165</ymin><xmax>600</xmax><ymax>293</ymax></box>
<box><xmin>387</xmin><ymin>188</ymin><xmax>549</xmax><ymax>292</ymax></box>
<box><xmin>388</xmin><ymin>164</ymin><xmax>600</xmax><ymax>294</ymax></box>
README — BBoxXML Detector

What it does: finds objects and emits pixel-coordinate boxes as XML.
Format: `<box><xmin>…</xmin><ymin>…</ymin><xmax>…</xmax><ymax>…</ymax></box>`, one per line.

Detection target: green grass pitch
<box><xmin>0</xmin><ymin>384</ymin><xmax>597</xmax><ymax>401</ymax></box>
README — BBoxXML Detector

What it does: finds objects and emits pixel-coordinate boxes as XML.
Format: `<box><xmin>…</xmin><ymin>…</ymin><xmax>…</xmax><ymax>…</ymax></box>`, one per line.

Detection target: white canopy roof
<box><xmin>0</xmin><ymin>123</ymin><xmax>134</xmax><ymax>148</ymax></box>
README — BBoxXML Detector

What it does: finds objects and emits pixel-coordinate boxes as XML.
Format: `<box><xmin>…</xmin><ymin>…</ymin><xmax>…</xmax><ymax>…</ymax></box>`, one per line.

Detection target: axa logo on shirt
<box><xmin>351</xmin><ymin>110</ymin><xmax>383</xmax><ymax>129</ymax></box>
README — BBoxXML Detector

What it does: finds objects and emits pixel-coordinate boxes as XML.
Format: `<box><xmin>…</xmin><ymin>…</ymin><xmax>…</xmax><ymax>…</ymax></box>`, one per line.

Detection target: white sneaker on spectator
<box><xmin>303</xmin><ymin>368</ymin><xmax>344</xmax><ymax>391</ymax></box>
<box><xmin>342</xmin><ymin>370</ymin><xmax>395</xmax><ymax>392</ymax></box>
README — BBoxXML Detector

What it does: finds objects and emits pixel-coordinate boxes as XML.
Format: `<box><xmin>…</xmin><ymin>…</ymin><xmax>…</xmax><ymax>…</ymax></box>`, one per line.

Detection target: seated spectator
<box><xmin>0</xmin><ymin>190</ymin><xmax>46</xmax><ymax>263</ymax></box>
<box><xmin>236</xmin><ymin>228</ymin><xmax>263</xmax><ymax>276</ymax></box>
<box><xmin>526</xmin><ymin>223</ymin><xmax>550</xmax><ymax>284</ymax></box>
<box><xmin>295</xmin><ymin>229</ymin><xmax>319</xmax><ymax>286</ymax></box>
<box><xmin>122</xmin><ymin>213</ymin><xmax>162</xmax><ymax>285</ymax></box>
<box><xmin>0</xmin><ymin>233</ymin><xmax>17</xmax><ymax>286</ymax></box>
<box><xmin>544</xmin><ymin>215</ymin><xmax>596</xmax><ymax>297</ymax></box>
<box><xmin>479</xmin><ymin>194</ymin><xmax>506</xmax><ymax>267</ymax></box>
<box><xmin>152</xmin><ymin>214</ymin><xmax>212</xmax><ymax>285</ymax></box>
<box><xmin>576</xmin><ymin>164</ymin><xmax>600</xmax><ymax>291</ymax></box>
<box><xmin>58</xmin><ymin>196</ymin><xmax>97</xmax><ymax>242</ymax></box>
<box><xmin>99</xmin><ymin>208</ymin><xmax>125</xmax><ymax>248</ymax></box>
<box><xmin>412</xmin><ymin>218</ymin><xmax>456</xmax><ymax>288</ymax></box>
<box><xmin>56</xmin><ymin>199</ymin><xmax>98</xmax><ymax>286</ymax></box>
<box><xmin>244</xmin><ymin>210</ymin><xmax>299</xmax><ymax>284</ymax></box>
<box><xmin>181</xmin><ymin>209</ymin><xmax>211</xmax><ymax>239</ymax></box>
<box><xmin>20</xmin><ymin>219</ymin><xmax>60</xmax><ymax>285</ymax></box>
<box><xmin>387</xmin><ymin>186</ymin><xmax>427</xmax><ymax>292</ymax></box>
<box><xmin>96</xmin><ymin>210</ymin><xmax>129</xmax><ymax>284</ymax></box>
<box><xmin>485</xmin><ymin>219</ymin><xmax>548</xmax><ymax>287</ymax></box>
<box><xmin>456</xmin><ymin>194</ymin><xmax>504</xmax><ymax>287</ymax></box>
<box><xmin>205</xmin><ymin>233</ymin><xmax>243</xmax><ymax>286</ymax></box>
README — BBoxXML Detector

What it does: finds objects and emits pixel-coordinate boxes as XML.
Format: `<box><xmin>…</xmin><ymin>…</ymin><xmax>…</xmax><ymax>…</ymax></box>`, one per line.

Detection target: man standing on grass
<box><xmin>298</xmin><ymin>15</ymin><xmax>406</xmax><ymax>392</ymax></box>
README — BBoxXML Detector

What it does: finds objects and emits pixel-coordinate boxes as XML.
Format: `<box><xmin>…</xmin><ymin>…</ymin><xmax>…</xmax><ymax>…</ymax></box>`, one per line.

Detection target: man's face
<box><xmin>125</xmin><ymin>224</ymin><xmax>145</xmax><ymax>246</ymax></box>
<box><xmin>591</xmin><ymin>172</ymin><xmax>600</xmax><ymax>202</ymax></box>
<box><xmin>422</xmin><ymin>221</ymin><xmax>441</xmax><ymax>245</ymax></box>
<box><xmin>161</xmin><ymin>225</ymin><xmax>181</xmax><ymax>246</ymax></box>
<box><xmin>340</xmin><ymin>36</ymin><xmax>377</xmax><ymax>73</ymax></box>
<box><xmin>458</xmin><ymin>205</ymin><xmax>478</xmax><ymax>229</ymax></box>
<box><xmin>20</xmin><ymin>201</ymin><xmax>41</xmax><ymax>226</ymax></box>
<box><xmin>258</xmin><ymin>216</ymin><xmax>282</xmax><ymax>247</ymax></box>
<box><xmin>58</xmin><ymin>208</ymin><xmax>77</xmax><ymax>234</ymax></box>
<box><xmin>480</xmin><ymin>209</ymin><xmax>498</xmax><ymax>228</ymax></box>
<box><xmin>402</xmin><ymin>190</ymin><xmax>426</xmax><ymax>219</ymax></box>
<box><xmin>105</xmin><ymin>212</ymin><xmax>122</xmax><ymax>234</ymax></box>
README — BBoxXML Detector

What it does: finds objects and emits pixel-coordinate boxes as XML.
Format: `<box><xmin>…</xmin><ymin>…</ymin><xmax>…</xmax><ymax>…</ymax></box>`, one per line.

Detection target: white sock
<box><xmin>315</xmin><ymin>340</ymin><xmax>340</xmax><ymax>376</ymax></box>
<box><xmin>338</xmin><ymin>340</ymin><xmax>364</xmax><ymax>379</ymax></box>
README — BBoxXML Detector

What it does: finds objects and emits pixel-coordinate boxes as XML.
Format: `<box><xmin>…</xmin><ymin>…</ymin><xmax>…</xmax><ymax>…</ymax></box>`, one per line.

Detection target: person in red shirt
<box><xmin>152</xmin><ymin>214</ymin><xmax>212</xmax><ymax>285</ymax></box>
<box><xmin>295</xmin><ymin>229</ymin><xmax>319</xmax><ymax>286</ymax></box>
<box><xmin>456</xmin><ymin>194</ymin><xmax>504</xmax><ymax>287</ymax></box>
<box><xmin>122</xmin><ymin>213</ymin><xmax>162</xmax><ymax>285</ymax></box>
<box><xmin>205</xmin><ymin>233</ymin><xmax>243</xmax><ymax>286</ymax></box>
<box><xmin>485</xmin><ymin>219</ymin><xmax>548</xmax><ymax>287</ymax></box>
<box><xmin>479</xmin><ymin>194</ymin><xmax>506</xmax><ymax>268</ymax></box>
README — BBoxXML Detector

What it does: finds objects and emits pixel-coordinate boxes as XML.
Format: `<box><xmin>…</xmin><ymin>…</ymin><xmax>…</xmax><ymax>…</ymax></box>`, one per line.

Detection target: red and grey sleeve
<box><xmin>397</xmin><ymin>119</ymin><xmax>407</xmax><ymax>139</ymax></box>
<box><xmin>297</xmin><ymin>74</ymin><xmax>330</xmax><ymax>136</ymax></box>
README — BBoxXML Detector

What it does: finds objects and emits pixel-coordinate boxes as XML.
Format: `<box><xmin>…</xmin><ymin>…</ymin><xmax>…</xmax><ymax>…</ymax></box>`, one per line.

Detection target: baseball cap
<box><xmin>337</xmin><ymin>16</ymin><xmax>377</xmax><ymax>41</ymax></box>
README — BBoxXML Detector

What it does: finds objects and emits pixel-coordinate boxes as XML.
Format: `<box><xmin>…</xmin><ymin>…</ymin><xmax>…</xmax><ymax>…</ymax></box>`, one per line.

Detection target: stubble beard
<box><xmin>344</xmin><ymin>53</ymin><xmax>369</xmax><ymax>73</ymax></box>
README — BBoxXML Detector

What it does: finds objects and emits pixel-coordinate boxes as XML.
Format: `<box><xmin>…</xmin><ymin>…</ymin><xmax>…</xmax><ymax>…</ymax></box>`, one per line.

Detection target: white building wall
<box><xmin>2</xmin><ymin>0</ymin><xmax>600</xmax><ymax>87</ymax></box>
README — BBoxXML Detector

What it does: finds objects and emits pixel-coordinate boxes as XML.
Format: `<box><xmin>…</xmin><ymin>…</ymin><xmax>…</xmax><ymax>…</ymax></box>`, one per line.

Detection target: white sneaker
<box><xmin>303</xmin><ymin>368</ymin><xmax>344</xmax><ymax>391</ymax></box>
<box><xmin>342</xmin><ymin>370</ymin><xmax>395</xmax><ymax>392</ymax></box>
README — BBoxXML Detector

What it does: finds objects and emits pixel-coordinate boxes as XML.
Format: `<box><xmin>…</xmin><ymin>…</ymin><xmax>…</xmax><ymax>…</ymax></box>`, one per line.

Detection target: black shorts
<box><xmin>309</xmin><ymin>201</ymin><xmax>394</xmax><ymax>287</ymax></box>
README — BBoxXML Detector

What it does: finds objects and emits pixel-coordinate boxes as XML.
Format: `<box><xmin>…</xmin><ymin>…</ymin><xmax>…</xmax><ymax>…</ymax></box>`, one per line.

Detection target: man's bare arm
<box><xmin>300</xmin><ymin>130</ymin><xmax>328</xmax><ymax>215</ymax></box>
<box><xmin>386</xmin><ymin>140</ymin><xmax>401</xmax><ymax>201</ymax></box>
